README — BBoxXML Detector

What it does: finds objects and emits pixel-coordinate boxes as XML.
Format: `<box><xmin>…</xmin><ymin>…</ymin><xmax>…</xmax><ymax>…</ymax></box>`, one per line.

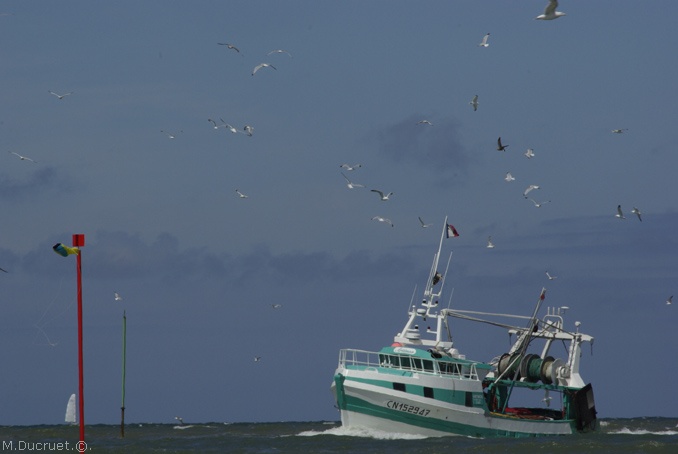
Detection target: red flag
<box><xmin>446</xmin><ymin>224</ymin><xmax>459</xmax><ymax>238</ymax></box>
<box><xmin>540</xmin><ymin>289</ymin><xmax>546</xmax><ymax>300</ymax></box>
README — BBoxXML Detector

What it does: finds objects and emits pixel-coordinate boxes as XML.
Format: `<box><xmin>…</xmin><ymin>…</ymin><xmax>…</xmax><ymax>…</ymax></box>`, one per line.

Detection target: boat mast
<box><xmin>423</xmin><ymin>216</ymin><xmax>447</xmax><ymax>305</ymax></box>
<box><xmin>394</xmin><ymin>218</ymin><xmax>454</xmax><ymax>349</ymax></box>
<box><xmin>500</xmin><ymin>288</ymin><xmax>547</xmax><ymax>412</ymax></box>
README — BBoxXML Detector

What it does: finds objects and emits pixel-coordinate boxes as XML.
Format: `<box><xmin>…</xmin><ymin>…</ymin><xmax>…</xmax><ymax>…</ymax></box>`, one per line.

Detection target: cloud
<box><xmin>18</xmin><ymin>231</ymin><xmax>418</xmax><ymax>286</ymax></box>
<box><xmin>233</xmin><ymin>245</ymin><xmax>415</xmax><ymax>287</ymax></box>
<box><xmin>370</xmin><ymin>114</ymin><xmax>469</xmax><ymax>173</ymax></box>
<box><xmin>0</xmin><ymin>166</ymin><xmax>74</xmax><ymax>199</ymax></box>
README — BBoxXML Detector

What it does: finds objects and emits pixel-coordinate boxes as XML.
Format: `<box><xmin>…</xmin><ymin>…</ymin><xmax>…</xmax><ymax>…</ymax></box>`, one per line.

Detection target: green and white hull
<box><xmin>331</xmin><ymin>349</ymin><xmax>595</xmax><ymax>438</ymax></box>
<box><xmin>330</xmin><ymin>218</ymin><xmax>598</xmax><ymax>438</ymax></box>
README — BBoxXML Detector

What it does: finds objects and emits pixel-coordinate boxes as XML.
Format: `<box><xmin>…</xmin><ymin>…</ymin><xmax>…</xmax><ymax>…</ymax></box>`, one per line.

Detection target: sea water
<box><xmin>0</xmin><ymin>418</ymin><xmax>676</xmax><ymax>453</ymax></box>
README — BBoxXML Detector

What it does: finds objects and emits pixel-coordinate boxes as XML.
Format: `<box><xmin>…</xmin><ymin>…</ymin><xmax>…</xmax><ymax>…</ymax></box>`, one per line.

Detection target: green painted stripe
<box><xmin>342</xmin><ymin>392</ymin><xmax>576</xmax><ymax>438</ymax></box>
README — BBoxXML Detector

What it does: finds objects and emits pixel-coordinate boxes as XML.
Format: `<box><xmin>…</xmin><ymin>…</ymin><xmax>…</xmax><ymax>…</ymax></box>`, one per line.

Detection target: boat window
<box><xmin>379</xmin><ymin>355</ymin><xmax>397</xmax><ymax>367</ymax></box>
<box><xmin>412</xmin><ymin>358</ymin><xmax>422</xmax><ymax>371</ymax></box>
<box><xmin>400</xmin><ymin>357</ymin><xmax>411</xmax><ymax>369</ymax></box>
<box><xmin>424</xmin><ymin>387</ymin><xmax>434</xmax><ymax>399</ymax></box>
<box><xmin>438</xmin><ymin>361</ymin><xmax>461</xmax><ymax>376</ymax></box>
<box><xmin>393</xmin><ymin>382</ymin><xmax>406</xmax><ymax>392</ymax></box>
<box><xmin>465</xmin><ymin>392</ymin><xmax>473</xmax><ymax>407</ymax></box>
<box><xmin>422</xmin><ymin>360</ymin><xmax>435</xmax><ymax>373</ymax></box>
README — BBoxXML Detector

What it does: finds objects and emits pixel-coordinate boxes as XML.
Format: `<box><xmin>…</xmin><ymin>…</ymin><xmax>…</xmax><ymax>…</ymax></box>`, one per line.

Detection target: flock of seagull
<box><xmin>338</xmin><ymin>164</ymin><xmax>401</xmax><ymax>227</ymax></box>
<box><xmin>474</xmin><ymin>1</ymin><xmax>668</xmax><ymax>304</ymax></box>
<box><xmin>217</xmin><ymin>41</ymin><xmax>291</xmax><ymax>77</ymax></box>
<box><xmin>322</xmin><ymin>0</ymin><xmax>667</xmax><ymax>304</ymax></box>
<box><xmin>475</xmin><ymin>0</ymin><xmax>566</xmax><ymax>49</ymax></box>
<box><xmin>5</xmin><ymin>41</ymin><xmax>297</xmax><ymax>354</ymax></box>
<box><xmin>8</xmin><ymin>1</ymin><xmax>668</xmax><ymax>310</ymax></box>
<box><xmin>322</xmin><ymin>1</ymin><xmax>651</xmax><ymax>272</ymax></box>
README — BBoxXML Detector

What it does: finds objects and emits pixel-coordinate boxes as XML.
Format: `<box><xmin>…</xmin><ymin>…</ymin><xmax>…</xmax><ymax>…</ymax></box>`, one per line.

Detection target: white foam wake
<box><xmin>610</xmin><ymin>427</ymin><xmax>678</xmax><ymax>436</ymax></box>
<box><xmin>297</xmin><ymin>424</ymin><xmax>429</xmax><ymax>440</ymax></box>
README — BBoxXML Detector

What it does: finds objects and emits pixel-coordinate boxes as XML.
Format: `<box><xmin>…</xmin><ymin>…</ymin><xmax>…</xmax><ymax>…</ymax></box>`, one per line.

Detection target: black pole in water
<box><xmin>121</xmin><ymin>311</ymin><xmax>127</xmax><ymax>438</ymax></box>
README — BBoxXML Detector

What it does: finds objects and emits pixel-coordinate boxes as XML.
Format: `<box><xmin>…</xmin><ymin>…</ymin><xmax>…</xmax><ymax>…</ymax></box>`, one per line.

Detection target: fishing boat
<box><xmin>331</xmin><ymin>218</ymin><xmax>598</xmax><ymax>438</ymax></box>
<box><xmin>65</xmin><ymin>393</ymin><xmax>76</xmax><ymax>425</ymax></box>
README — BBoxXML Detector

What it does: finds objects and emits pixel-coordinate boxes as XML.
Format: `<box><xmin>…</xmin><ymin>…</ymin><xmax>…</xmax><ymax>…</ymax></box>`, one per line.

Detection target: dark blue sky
<box><xmin>0</xmin><ymin>1</ymin><xmax>676</xmax><ymax>425</ymax></box>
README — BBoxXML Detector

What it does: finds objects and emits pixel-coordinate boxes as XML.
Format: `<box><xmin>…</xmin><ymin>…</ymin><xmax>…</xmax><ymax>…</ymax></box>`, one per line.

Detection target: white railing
<box><xmin>338</xmin><ymin>349</ymin><xmax>381</xmax><ymax>368</ymax></box>
<box><xmin>338</xmin><ymin>348</ymin><xmax>480</xmax><ymax>380</ymax></box>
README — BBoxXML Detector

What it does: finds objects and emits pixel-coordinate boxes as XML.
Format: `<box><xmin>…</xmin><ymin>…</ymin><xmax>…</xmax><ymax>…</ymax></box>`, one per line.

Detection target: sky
<box><xmin>0</xmin><ymin>1</ymin><xmax>677</xmax><ymax>426</ymax></box>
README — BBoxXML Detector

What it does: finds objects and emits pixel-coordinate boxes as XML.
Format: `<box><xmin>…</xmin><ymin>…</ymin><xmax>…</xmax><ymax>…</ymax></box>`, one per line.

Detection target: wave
<box><xmin>609</xmin><ymin>427</ymin><xmax>678</xmax><ymax>436</ymax></box>
<box><xmin>296</xmin><ymin>425</ymin><xmax>429</xmax><ymax>440</ymax></box>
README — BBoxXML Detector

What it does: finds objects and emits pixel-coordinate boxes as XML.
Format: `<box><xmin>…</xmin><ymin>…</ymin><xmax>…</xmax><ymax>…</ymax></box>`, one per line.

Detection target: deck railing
<box><xmin>338</xmin><ymin>348</ymin><xmax>480</xmax><ymax>381</ymax></box>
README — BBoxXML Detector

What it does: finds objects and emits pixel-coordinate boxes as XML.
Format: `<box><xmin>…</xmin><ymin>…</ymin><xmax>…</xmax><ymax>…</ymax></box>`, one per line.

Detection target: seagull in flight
<box><xmin>341</xmin><ymin>172</ymin><xmax>364</xmax><ymax>189</ymax></box>
<box><xmin>339</xmin><ymin>163</ymin><xmax>361</xmax><ymax>171</ymax></box>
<box><xmin>523</xmin><ymin>184</ymin><xmax>540</xmax><ymax>198</ymax></box>
<box><xmin>161</xmin><ymin>130</ymin><xmax>181</xmax><ymax>139</ymax></box>
<box><xmin>486</xmin><ymin>236</ymin><xmax>495</xmax><ymax>249</ymax></box>
<box><xmin>529</xmin><ymin>198</ymin><xmax>551</xmax><ymax>208</ymax></box>
<box><xmin>631</xmin><ymin>207</ymin><xmax>642</xmax><ymax>221</ymax></box>
<box><xmin>418</xmin><ymin>217</ymin><xmax>432</xmax><ymax>228</ymax></box>
<box><xmin>667</xmin><ymin>296</ymin><xmax>673</xmax><ymax>305</ymax></box>
<box><xmin>525</xmin><ymin>148</ymin><xmax>535</xmax><ymax>159</ymax></box>
<box><xmin>209</xmin><ymin>118</ymin><xmax>238</xmax><ymax>133</ymax></box>
<box><xmin>478</xmin><ymin>33</ymin><xmax>490</xmax><ymax>48</ymax></box>
<box><xmin>469</xmin><ymin>95</ymin><xmax>479</xmax><ymax>111</ymax></box>
<box><xmin>615</xmin><ymin>205</ymin><xmax>626</xmax><ymax>219</ymax></box>
<box><xmin>535</xmin><ymin>0</ymin><xmax>566</xmax><ymax>20</ymax></box>
<box><xmin>371</xmin><ymin>216</ymin><xmax>394</xmax><ymax>227</ymax></box>
<box><xmin>49</xmin><ymin>90</ymin><xmax>73</xmax><ymax>99</ymax></box>
<box><xmin>208</xmin><ymin>118</ymin><xmax>235</xmax><ymax>131</ymax></box>
<box><xmin>416</xmin><ymin>119</ymin><xmax>433</xmax><ymax>126</ymax></box>
<box><xmin>252</xmin><ymin>63</ymin><xmax>276</xmax><ymax>76</ymax></box>
<box><xmin>254</xmin><ymin>356</ymin><xmax>262</xmax><ymax>362</ymax></box>
<box><xmin>243</xmin><ymin>125</ymin><xmax>254</xmax><ymax>136</ymax></box>
<box><xmin>235</xmin><ymin>189</ymin><xmax>248</xmax><ymax>199</ymax></box>
<box><xmin>271</xmin><ymin>304</ymin><xmax>282</xmax><ymax>309</ymax></box>
<box><xmin>217</xmin><ymin>43</ymin><xmax>240</xmax><ymax>53</ymax></box>
<box><xmin>546</xmin><ymin>271</ymin><xmax>557</xmax><ymax>280</ymax></box>
<box><xmin>114</xmin><ymin>292</ymin><xmax>123</xmax><ymax>301</ymax></box>
<box><xmin>371</xmin><ymin>189</ymin><xmax>393</xmax><ymax>201</ymax></box>
<box><xmin>505</xmin><ymin>172</ymin><xmax>515</xmax><ymax>182</ymax></box>
<box><xmin>497</xmin><ymin>137</ymin><xmax>509</xmax><ymax>151</ymax></box>
<box><xmin>9</xmin><ymin>151</ymin><xmax>37</xmax><ymax>163</ymax></box>
<box><xmin>216</xmin><ymin>118</ymin><xmax>240</xmax><ymax>135</ymax></box>
<box><xmin>611</xmin><ymin>128</ymin><xmax>628</xmax><ymax>134</ymax></box>
<box><xmin>542</xmin><ymin>390</ymin><xmax>553</xmax><ymax>407</ymax></box>
<box><xmin>0</xmin><ymin>267</ymin><xmax>7</xmax><ymax>273</ymax></box>
<box><xmin>267</xmin><ymin>49</ymin><xmax>292</xmax><ymax>57</ymax></box>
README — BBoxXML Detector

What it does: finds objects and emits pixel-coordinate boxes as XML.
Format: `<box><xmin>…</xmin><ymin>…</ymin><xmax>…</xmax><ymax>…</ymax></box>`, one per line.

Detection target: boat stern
<box><xmin>572</xmin><ymin>383</ymin><xmax>598</xmax><ymax>432</ymax></box>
